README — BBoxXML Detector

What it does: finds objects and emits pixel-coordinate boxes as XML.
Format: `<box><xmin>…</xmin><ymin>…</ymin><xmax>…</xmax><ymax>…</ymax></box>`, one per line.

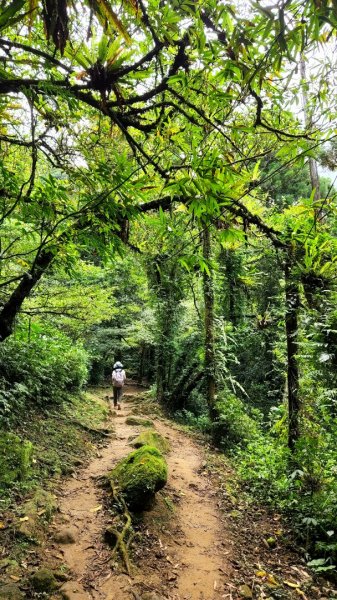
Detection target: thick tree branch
<box><xmin>0</xmin><ymin>38</ymin><xmax>73</xmax><ymax>73</ymax></box>
<box><xmin>249</xmin><ymin>86</ymin><xmax>312</xmax><ymax>140</ymax></box>
<box><xmin>0</xmin><ymin>249</ymin><xmax>55</xmax><ymax>341</ymax></box>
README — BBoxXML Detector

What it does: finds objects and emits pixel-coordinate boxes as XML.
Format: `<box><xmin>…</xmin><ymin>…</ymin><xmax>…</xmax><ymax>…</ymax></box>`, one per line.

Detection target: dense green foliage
<box><xmin>0</xmin><ymin>327</ymin><xmax>88</xmax><ymax>424</ymax></box>
<box><xmin>2</xmin><ymin>0</ymin><xmax>337</xmax><ymax>576</ymax></box>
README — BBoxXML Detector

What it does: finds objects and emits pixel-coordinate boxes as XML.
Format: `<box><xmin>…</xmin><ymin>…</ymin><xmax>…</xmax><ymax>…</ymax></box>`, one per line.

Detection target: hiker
<box><xmin>112</xmin><ymin>361</ymin><xmax>126</xmax><ymax>410</ymax></box>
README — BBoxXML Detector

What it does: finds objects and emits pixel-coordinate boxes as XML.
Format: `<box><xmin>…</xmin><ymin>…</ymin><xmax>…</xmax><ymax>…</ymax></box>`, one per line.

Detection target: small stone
<box><xmin>54</xmin><ymin>527</ymin><xmax>78</xmax><ymax>544</ymax></box>
<box><xmin>0</xmin><ymin>583</ymin><xmax>25</xmax><ymax>599</ymax></box>
<box><xmin>30</xmin><ymin>568</ymin><xmax>59</xmax><ymax>592</ymax></box>
<box><xmin>141</xmin><ymin>593</ymin><xmax>163</xmax><ymax>600</ymax></box>
<box><xmin>60</xmin><ymin>581</ymin><xmax>91</xmax><ymax>599</ymax></box>
<box><xmin>238</xmin><ymin>584</ymin><xmax>253</xmax><ymax>599</ymax></box>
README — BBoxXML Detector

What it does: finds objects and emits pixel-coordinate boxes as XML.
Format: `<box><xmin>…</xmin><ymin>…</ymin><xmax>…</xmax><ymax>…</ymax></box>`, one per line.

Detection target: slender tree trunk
<box><xmin>137</xmin><ymin>343</ymin><xmax>145</xmax><ymax>384</ymax></box>
<box><xmin>156</xmin><ymin>350</ymin><xmax>165</xmax><ymax>403</ymax></box>
<box><xmin>202</xmin><ymin>225</ymin><xmax>216</xmax><ymax>419</ymax></box>
<box><xmin>300</xmin><ymin>57</ymin><xmax>320</xmax><ymax>223</ymax></box>
<box><xmin>0</xmin><ymin>250</ymin><xmax>54</xmax><ymax>342</ymax></box>
<box><xmin>284</xmin><ymin>249</ymin><xmax>300</xmax><ymax>451</ymax></box>
<box><xmin>156</xmin><ymin>300</ymin><xmax>174</xmax><ymax>404</ymax></box>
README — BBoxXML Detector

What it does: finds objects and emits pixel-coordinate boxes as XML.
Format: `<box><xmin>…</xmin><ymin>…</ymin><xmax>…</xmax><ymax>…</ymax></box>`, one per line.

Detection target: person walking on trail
<box><xmin>112</xmin><ymin>361</ymin><xmax>126</xmax><ymax>410</ymax></box>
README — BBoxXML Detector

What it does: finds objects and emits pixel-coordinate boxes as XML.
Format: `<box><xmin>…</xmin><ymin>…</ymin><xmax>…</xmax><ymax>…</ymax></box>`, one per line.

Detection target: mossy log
<box><xmin>109</xmin><ymin>445</ymin><xmax>168</xmax><ymax>511</ymax></box>
<box><xmin>106</xmin><ymin>445</ymin><xmax>168</xmax><ymax>574</ymax></box>
<box><xmin>131</xmin><ymin>430</ymin><xmax>170</xmax><ymax>454</ymax></box>
<box><xmin>125</xmin><ymin>416</ymin><xmax>154</xmax><ymax>427</ymax></box>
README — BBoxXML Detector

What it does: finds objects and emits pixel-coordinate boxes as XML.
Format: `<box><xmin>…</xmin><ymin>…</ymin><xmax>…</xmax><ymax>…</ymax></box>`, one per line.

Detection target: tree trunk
<box><xmin>0</xmin><ymin>250</ymin><xmax>54</xmax><ymax>342</ymax></box>
<box><xmin>284</xmin><ymin>249</ymin><xmax>300</xmax><ymax>451</ymax></box>
<box><xmin>202</xmin><ymin>225</ymin><xmax>217</xmax><ymax>419</ymax></box>
<box><xmin>300</xmin><ymin>57</ymin><xmax>320</xmax><ymax>223</ymax></box>
<box><xmin>137</xmin><ymin>343</ymin><xmax>146</xmax><ymax>384</ymax></box>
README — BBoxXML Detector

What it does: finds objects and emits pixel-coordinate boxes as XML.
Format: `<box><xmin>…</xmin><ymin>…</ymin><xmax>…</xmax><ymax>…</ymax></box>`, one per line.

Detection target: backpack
<box><xmin>112</xmin><ymin>369</ymin><xmax>124</xmax><ymax>388</ymax></box>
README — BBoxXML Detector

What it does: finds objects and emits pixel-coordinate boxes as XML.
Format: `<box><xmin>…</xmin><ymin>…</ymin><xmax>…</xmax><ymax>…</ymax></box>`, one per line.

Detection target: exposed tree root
<box><xmin>106</xmin><ymin>482</ymin><xmax>134</xmax><ymax>576</ymax></box>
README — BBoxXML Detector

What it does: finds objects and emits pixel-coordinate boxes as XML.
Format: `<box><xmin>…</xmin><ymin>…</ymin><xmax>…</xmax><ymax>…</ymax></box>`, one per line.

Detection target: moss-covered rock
<box><xmin>0</xmin><ymin>583</ymin><xmax>25</xmax><ymax>599</ymax></box>
<box><xmin>30</xmin><ymin>568</ymin><xmax>59</xmax><ymax>593</ymax></box>
<box><xmin>0</xmin><ymin>433</ymin><xmax>33</xmax><ymax>486</ymax></box>
<box><xmin>131</xmin><ymin>430</ymin><xmax>170</xmax><ymax>454</ymax></box>
<box><xmin>109</xmin><ymin>445</ymin><xmax>167</xmax><ymax>510</ymax></box>
<box><xmin>125</xmin><ymin>416</ymin><xmax>154</xmax><ymax>427</ymax></box>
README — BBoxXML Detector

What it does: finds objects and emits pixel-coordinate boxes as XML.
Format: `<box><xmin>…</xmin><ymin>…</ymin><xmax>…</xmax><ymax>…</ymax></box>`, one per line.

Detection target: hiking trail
<box><xmin>47</xmin><ymin>385</ymin><xmax>231</xmax><ymax>599</ymax></box>
<box><xmin>40</xmin><ymin>386</ymin><xmax>332</xmax><ymax>600</ymax></box>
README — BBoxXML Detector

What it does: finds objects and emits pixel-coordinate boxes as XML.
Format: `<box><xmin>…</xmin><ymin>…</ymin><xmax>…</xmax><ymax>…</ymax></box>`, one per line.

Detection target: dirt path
<box><xmin>48</xmin><ymin>386</ymin><xmax>233</xmax><ymax>600</ymax></box>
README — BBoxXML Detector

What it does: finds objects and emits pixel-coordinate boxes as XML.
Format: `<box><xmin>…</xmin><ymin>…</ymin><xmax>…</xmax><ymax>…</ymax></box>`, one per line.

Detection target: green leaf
<box><xmin>98</xmin><ymin>34</ymin><xmax>109</xmax><ymax>63</ymax></box>
<box><xmin>0</xmin><ymin>0</ymin><xmax>25</xmax><ymax>30</ymax></box>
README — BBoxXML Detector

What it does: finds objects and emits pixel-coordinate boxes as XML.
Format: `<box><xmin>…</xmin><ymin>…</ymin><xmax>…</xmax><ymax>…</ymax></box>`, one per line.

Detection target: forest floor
<box><xmin>1</xmin><ymin>385</ymin><xmax>337</xmax><ymax>600</ymax></box>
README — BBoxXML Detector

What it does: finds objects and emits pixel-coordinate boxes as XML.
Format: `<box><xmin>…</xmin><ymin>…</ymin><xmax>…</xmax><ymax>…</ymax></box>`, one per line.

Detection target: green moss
<box><xmin>109</xmin><ymin>445</ymin><xmax>168</xmax><ymax>510</ymax></box>
<box><xmin>17</xmin><ymin>488</ymin><xmax>57</xmax><ymax>541</ymax></box>
<box><xmin>0</xmin><ymin>433</ymin><xmax>33</xmax><ymax>486</ymax></box>
<box><xmin>29</xmin><ymin>568</ymin><xmax>59</xmax><ymax>592</ymax></box>
<box><xmin>0</xmin><ymin>584</ymin><xmax>24</xmax><ymax>599</ymax></box>
<box><xmin>65</xmin><ymin>391</ymin><xmax>109</xmax><ymax>430</ymax></box>
<box><xmin>125</xmin><ymin>416</ymin><xmax>154</xmax><ymax>427</ymax></box>
<box><xmin>131</xmin><ymin>430</ymin><xmax>170</xmax><ymax>454</ymax></box>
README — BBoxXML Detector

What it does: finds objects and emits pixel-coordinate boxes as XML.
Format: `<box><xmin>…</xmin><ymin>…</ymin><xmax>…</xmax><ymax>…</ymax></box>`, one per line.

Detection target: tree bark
<box><xmin>284</xmin><ymin>249</ymin><xmax>300</xmax><ymax>451</ymax></box>
<box><xmin>300</xmin><ymin>57</ymin><xmax>320</xmax><ymax>223</ymax></box>
<box><xmin>0</xmin><ymin>250</ymin><xmax>54</xmax><ymax>342</ymax></box>
<box><xmin>202</xmin><ymin>225</ymin><xmax>217</xmax><ymax>419</ymax></box>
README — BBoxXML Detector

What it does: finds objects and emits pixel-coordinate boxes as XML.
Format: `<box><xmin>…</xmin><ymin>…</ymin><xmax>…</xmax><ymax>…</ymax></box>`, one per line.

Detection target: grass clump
<box><xmin>0</xmin><ymin>433</ymin><xmax>33</xmax><ymax>487</ymax></box>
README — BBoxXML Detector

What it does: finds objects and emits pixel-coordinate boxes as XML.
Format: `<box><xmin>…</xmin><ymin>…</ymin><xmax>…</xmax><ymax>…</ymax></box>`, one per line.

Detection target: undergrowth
<box><xmin>0</xmin><ymin>327</ymin><xmax>89</xmax><ymax>426</ymax></box>
<box><xmin>174</xmin><ymin>389</ymin><xmax>337</xmax><ymax>573</ymax></box>
<box><xmin>0</xmin><ymin>391</ymin><xmax>109</xmax><ymax>509</ymax></box>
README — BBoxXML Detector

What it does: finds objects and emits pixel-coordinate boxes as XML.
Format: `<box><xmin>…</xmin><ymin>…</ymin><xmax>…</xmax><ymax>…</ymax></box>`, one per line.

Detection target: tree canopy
<box><xmin>2</xmin><ymin>0</ymin><xmax>337</xmax><ymax>575</ymax></box>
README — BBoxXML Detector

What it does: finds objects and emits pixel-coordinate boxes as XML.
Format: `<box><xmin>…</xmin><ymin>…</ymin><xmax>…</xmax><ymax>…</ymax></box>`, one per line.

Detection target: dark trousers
<box><xmin>113</xmin><ymin>386</ymin><xmax>123</xmax><ymax>406</ymax></box>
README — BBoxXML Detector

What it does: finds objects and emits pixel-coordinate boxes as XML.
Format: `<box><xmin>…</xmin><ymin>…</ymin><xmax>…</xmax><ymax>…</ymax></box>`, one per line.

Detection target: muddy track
<box><xmin>48</xmin><ymin>386</ymin><xmax>233</xmax><ymax>600</ymax></box>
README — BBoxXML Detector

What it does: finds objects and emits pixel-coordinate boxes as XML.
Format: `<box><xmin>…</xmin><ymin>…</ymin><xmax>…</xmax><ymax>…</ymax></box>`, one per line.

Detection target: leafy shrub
<box><xmin>211</xmin><ymin>393</ymin><xmax>261</xmax><ymax>450</ymax></box>
<box><xmin>0</xmin><ymin>329</ymin><xmax>89</xmax><ymax>423</ymax></box>
<box><xmin>174</xmin><ymin>408</ymin><xmax>211</xmax><ymax>433</ymax></box>
<box><xmin>236</xmin><ymin>416</ymin><xmax>337</xmax><ymax>565</ymax></box>
<box><xmin>236</xmin><ymin>434</ymin><xmax>291</xmax><ymax>501</ymax></box>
